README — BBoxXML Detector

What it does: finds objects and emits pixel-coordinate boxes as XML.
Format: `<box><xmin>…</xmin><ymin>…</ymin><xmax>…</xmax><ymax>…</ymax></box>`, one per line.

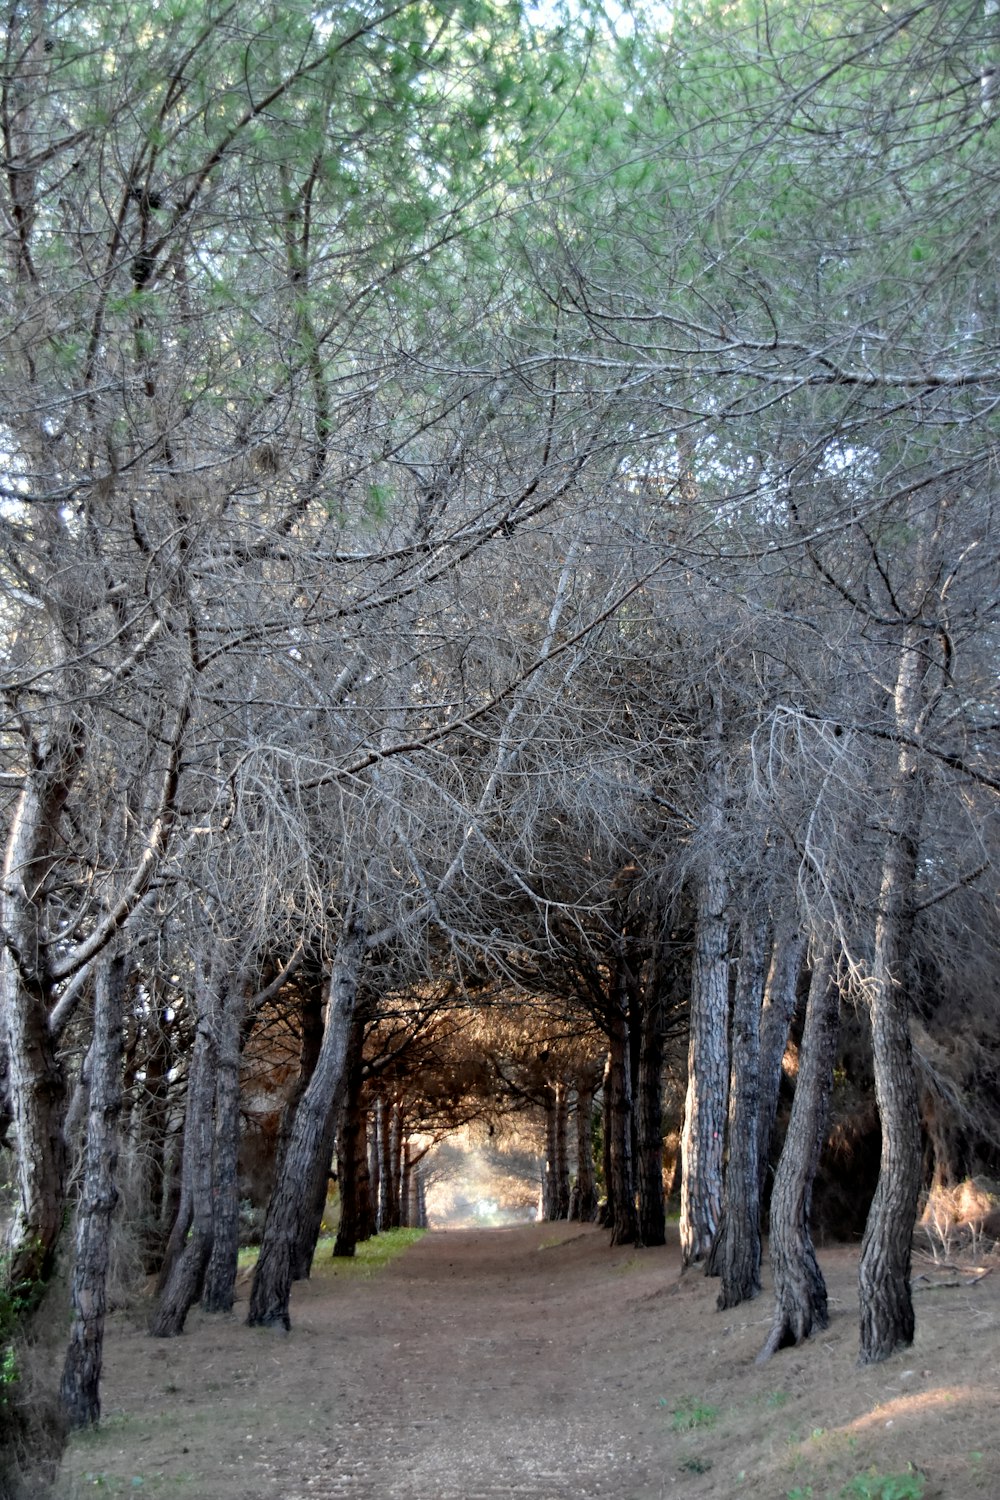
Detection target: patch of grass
<box><xmin>679</xmin><ymin>1455</ymin><xmax>712</xmax><ymax>1474</ymax></box>
<box><xmin>767</xmin><ymin>1389</ymin><xmax>792</xmax><ymax>1410</ymax></box>
<box><xmin>238</xmin><ymin>1227</ymin><xmax>424</xmax><ymax>1278</ymax></box>
<box><xmin>317</xmin><ymin>1227</ymin><xmax>426</xmax><ymax>1277</ymax></box>
<box><xmin>670</xmin><ymin>1397</ymin><xmax>719</xmax><ymax>1432</ymax></box>
<box><xmin>839</xmin><ymin>1467</ymin><xmax>925</xmax><ymax>1500</ymax></box>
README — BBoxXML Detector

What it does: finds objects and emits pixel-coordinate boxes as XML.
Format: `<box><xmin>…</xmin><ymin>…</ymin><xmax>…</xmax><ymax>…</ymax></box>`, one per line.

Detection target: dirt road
<box><xmin>56</xmin><ymin>1222</ymin><xmax>1000</xmax><ymax>1499</ymax></box>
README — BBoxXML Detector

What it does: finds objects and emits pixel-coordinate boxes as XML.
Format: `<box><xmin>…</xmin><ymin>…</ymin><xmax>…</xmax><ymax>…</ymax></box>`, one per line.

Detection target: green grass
<box><xmin>238</xmin><ymin>1227</ymin><xmax>424</xmax><ymax>1277</ymax></box>
<box><xmin>669</xmin><ymin>1397</ymin><xmax>720</xmax><ymax>1433</ymax></box>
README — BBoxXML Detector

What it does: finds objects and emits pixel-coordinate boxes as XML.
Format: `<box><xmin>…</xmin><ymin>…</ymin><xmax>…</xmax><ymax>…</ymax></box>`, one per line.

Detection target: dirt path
<box><xmin>56</xmin><ymin>1223</ymin><xmax>1000</xmax><ymax>1499</ymax></box>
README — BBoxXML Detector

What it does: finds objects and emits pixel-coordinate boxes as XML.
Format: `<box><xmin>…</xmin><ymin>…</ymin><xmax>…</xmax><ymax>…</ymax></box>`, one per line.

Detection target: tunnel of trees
<box><xmin>1</xmin><ymin>0</ymin><xmax>999</xmax><ymax>1477</ymax></box>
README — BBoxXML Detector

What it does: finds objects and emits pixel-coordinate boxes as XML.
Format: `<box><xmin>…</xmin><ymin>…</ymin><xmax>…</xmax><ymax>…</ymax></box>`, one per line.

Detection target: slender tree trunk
<box><xmin>636</xmin><ymin>980</ymin><xmax>666</xmax><ymax>1248</ymax></box>
<box><xmin>554</xmin><ymin>1081</ymin><xmax>570</xmax><ymax>1219</ymax></box>
<box><xmin>248</xmin><ymin>911</ymin><xmax>365</xmax><ymax>1330</ymax></box>
<box><xmin>606</xmin><ymin>980</ymin><xmax>638</xmax><ymax>1247</ymax></box>
<box><xmin>758</xmin><ymin>946</ymin><xmax>838</xmax><ymax>1361</ymax></box>
<box><xmin>356</xmin><ymin>1105</ymin><xmax>377</xmax><ymax>1243</ymax></box>
<box><xmin>598</xmin><ymin>1053</ymin><xmax>614</xmax><ymax>1227</ymax></box>
<box><xmin>133</xmin><ymin>1003</ymin><xmax>172</xmax><ymax>1275</ymax></box>
<box><xmin>378</xmin><ymin>1095</ymin><xmax>394</xmax><ymax>1230</ymax></box>
<box><xmin>388</xmin><ymin>1101</ymin><xmax>403</xmax><ymax>1229</ymax></box>
<box><xmin>542</xmin><ymin>1084</ymin><xmax>558</xmax><ymax>1220</ymax></box>
<box><xmin>60</xmin><ymin>953</ymin><xmax>126</xmax><ymax>1427</ymax></box>
<box><xmin>572</xmin><ymin>1079</ymin><xmax>598</xmax><ymax>1221</ymax></box>
<box><xmin>757</xmin><ymin>922</ymin><xmax>806</xmax><ymax>1199</ymax></box>
<box><xmin>400</xmin><ymin>1139</ymin><xmax>413</xmax><ymax>1229</ymax></box>
<box><xmin>680</xmin><ymin>858</ymin><xmax>730</xmax><ymax>1266</ymax></box>
<box><xmin>334</xmin><ymin>1016</ymin><xmax>368</xmax><ymax>1258</ymax></box>
<box><xmin>858</xmin><ymin>629</ymin><xmax>926</xmax><ymax>1364</ymax></box>
<box><xmin>717</xmin><ymin>914</ymin><xmax>769</xmax><ymax>1308</ymax></box>
<box><xmin>150</xmin><ymin>972</ymin><xmax>218</xmax><ymax>1337</ymax></box>
<box><xmin>368</xmin><ymin>1104</ymin><xmax>382</xmax><ymax>1232</ymax></box>
<box><xmin>202</xmin><ymin>976</ymin><xmax>245</xmax><ymax>1314</ymax></box>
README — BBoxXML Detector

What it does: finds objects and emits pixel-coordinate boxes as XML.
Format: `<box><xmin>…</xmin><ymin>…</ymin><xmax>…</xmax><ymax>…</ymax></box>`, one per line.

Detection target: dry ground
<box><xmin>54</xmin><ymin>1223</ymin><xmax>999</xmax><ymax>1500</ymax></box>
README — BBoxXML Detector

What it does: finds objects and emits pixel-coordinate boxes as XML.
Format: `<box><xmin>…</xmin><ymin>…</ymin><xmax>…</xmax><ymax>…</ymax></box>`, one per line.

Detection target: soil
<box><xmin>54</xmin><ymin>1223</ymin><xmax>1000</xmax><ymax>1500</ymax></box>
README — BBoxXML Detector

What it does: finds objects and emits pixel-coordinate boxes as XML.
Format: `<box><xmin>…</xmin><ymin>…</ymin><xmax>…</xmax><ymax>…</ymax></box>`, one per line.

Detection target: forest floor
<box><xmin>53</xmin><ymin>1221</ymin><xmax>999</xmax><ymax>1500</ymax></box>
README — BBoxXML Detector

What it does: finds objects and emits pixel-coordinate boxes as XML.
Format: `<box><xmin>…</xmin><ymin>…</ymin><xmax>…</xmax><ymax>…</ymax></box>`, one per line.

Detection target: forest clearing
<box><xmin>53</xmin><ymin>1223</ymin><xmax>1000</xmax><ymax>1500</ymax></box>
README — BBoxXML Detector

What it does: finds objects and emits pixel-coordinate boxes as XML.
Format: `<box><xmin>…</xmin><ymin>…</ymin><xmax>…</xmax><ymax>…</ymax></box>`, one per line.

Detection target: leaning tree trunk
<box><xmin>150</xmin><ymin>978</ymin><xmax>218</xmax><ymax>1337</ymax></box>
<box><xmin>60</xmin><ymin>952</ymin><xmax>126</xmax><ymax>1428</ymax></box>
<box><xmin>858</xmin><ymin>626</ymin><xmax>926</xmax><ymax>1364</ymax></box>
<box><xmin>248</xmin><ymin>911</ymin><xmax>365</xmax><ymax>1331</ymax></box>
<box><xmin>717</xmin><ymin>913</ymin><xmax>770</xmax><ymax>1309</ymax></box>
<box><xmin>758</xmin><ymin>945</ymin><xmax>839</xmax><ymax>1362</ymax></box>
<box><xmin>757</xmin><ymin>921</ymin><xmax>806</xmax><ymax>1198</ymax></box>
<box><xmin>636</xmin><ymin>979</ymin><xmax>666</xmax><ymax>1248</ymax></box>
<box><xmin>201</xmin><ymin>976</ymin><xmax>246</xmax><ymax>1313</ymax></box>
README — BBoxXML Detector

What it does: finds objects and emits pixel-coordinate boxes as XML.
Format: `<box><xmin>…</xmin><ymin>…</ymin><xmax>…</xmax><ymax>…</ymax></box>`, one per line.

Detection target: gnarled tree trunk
<box><xmin>60</xmin><ymin>952</ymin><xmax>127</xmax><ymax>1427</ymax></box>
<box><xmin>248</xmin><ymin>911</ymin><xmax>365</xmax><ymax>1330</ymax></box>
<box><xmin>758</xmin><ymin>944</ymin><xmax>838</xmax><ymax>1361</ymax></box>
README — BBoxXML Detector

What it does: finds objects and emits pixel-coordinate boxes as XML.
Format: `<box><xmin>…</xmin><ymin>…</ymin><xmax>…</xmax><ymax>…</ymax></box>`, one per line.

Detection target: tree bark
<box><xmin>606</xmin><ymin>975</ymin><xmax>638</xmax><ymax>1247</ymax></box>
<box><xmin>201</xmin><ymin>976</ymin><xmax>245</xmax><ymax>1313</ymax></box>
<box><xmin>1</xmin><ymin>763</ymin><xmax>77</xmax><ymax>1292</ymax></box>
<box><xmin>680</xmin><ymin>858</ymin><xmax>730</xmax><ymax>1266</ymax></box>
<box><xmin>717</xmin><ymin>914</ymin><xmax>769</xmax><ymax>1308</ymax></box>
<box><xmin>334</xmin><ymin>1015</ymin><xmax>368</xmax><ymax>1258</ymax></box>
<box><xmin>758</xmin><ymin>946</ymin><xmax>838</xmax><ymax>1361</ymax></box>
<box><xmin>248</xmin><ymin>910</ymin><xmax>365</xmax><ymax>1330</ymax></box>
<box><xmin>757</xmin><ymin>922</ymin><xmax>806</xmax><ymax>1198</ymax></box>
<box><xmin>150</xmin><ymin>973</ymin><xmax>218</xmax><ymax>1337</ymax></box>
<box><xmin>636</xmin><ymin>978</ymin><xmax>666</xmax><ymax>1248</ymax></box>
<box><xmin>368</xmin><ymin>1103</ymin><xmax>382</xmax><ymax>1232</ymax></box>
<box><xmin>60</xmin><ymin>952</ymin><xmax>126</xmax><ymax>1427</ymax></box>
<box><xmin>571</xmin><ymin>1078</ymin><xmax>598</xmax><ymax>1222</ymax></box>
<box><xmin>858</xmin><ymin>627</ymin><xmax>926</xmax><ymax>1364</ymax></box>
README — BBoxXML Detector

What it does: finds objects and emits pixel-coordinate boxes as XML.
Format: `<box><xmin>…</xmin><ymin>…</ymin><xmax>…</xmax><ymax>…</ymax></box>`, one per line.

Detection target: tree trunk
<box><xmin>606</xmin><ymin>981</ymin><xmax>638</xmax><ymax>1247</ymax></box>
<box><xmin>553</xmin><ymin>1081</ymin><xmax>570</xmax><ymax>1219</ymax></box>
<box><xmin>132</xmin><ymin>1001</ymin><xmax>172</xmax><ymax>1275</ymax></box>
<box><xmin>758</xmin><ymin>946</ymin><xmax>838</xmax><ymax>1361</ymax></box>
<box><xmin>273</xmin><ymin>976</ymin><xmax>326</xmax><ymax>1185</ymax></box>
<box><xmin>248</xmin><ymin>911</ymin><xmax>365</xmax><ymax>1330</ymax></box>
<box><xmin>368</xmin><ymin>1104</ymin><xmax>382</xmax><ymax>1232</ymax></box>
<box><xmin>572</xmin><ymin>1079</ymin><xmax>598</xmax><ymax>1222</ymax></box>
<box><xmin>150</xmin><ymin>977</ymin><xmax>218</xmax><ymax>1337</ymax></box>
<box><xmin>680</xmin><ymin>857</ymin><xmax>730</xmax><ymax>1267</ymax></box>
<box><xmin>356</xmin><ymin>1105</ymin><xmax>377</xmax><ymax>1243</ymax></box>
<box><xmin>60</xmin><ymin>952</ymin><xmax>126</xmax><ymax>1427</ymax></box>
<box><xmin>757</xmin><ymin>921</ymin><xmax>806</xmax><ymax>1199</ymax></box>
<box><xmin>378</xmin><ymin>1095</ymin><xmax>395</xmax><ymax>1230</ymax></box>
<box><xmin>201</xmin><ymin>976</ymin><xmax>245</xmax><ymax>1314</ymax></box>
<box><xmin>1</xmin><ymin>767</ymin><xmax>76</xmax><ymax>1293</ymax></box>
<box><xmin>542</xmin><ymin>1084</ymin><xmax>558</xmax><ymax>1220</ymax></box>
<box><xmin>858</xmin><ymin>629</ymin><xmax>926</xmax><ymax>1364</ymax></box>
<box><xmin>636</xmin><ymin>980</ymin><xmax>666</xmax><ymax>1248</ymax></box>
<box><xmin>717</xmin><ymin>914</ymin><xmax>769</xmax><ymax>1308</ymax></box>
<box><xmin>334</xmin><ymin>1015</ymin><xmax>368</xmax><ymax>1258</ymax></box>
